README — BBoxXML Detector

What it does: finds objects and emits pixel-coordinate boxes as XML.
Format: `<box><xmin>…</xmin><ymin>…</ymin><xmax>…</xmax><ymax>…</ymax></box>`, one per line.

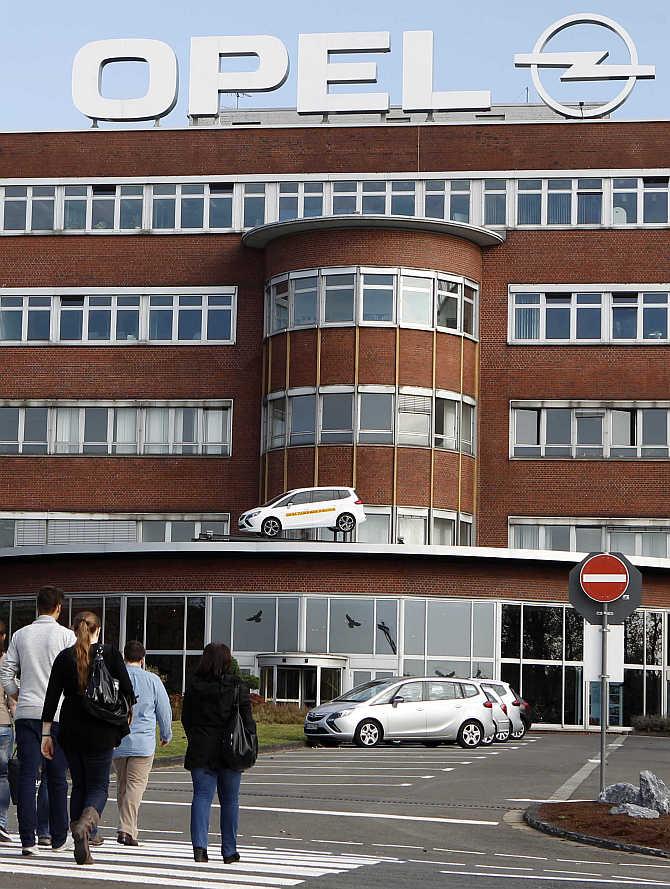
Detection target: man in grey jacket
<box><xmin>0</xmin><ymin>586</ymin><xmax>75</xmax><ymax>855</ymax></box>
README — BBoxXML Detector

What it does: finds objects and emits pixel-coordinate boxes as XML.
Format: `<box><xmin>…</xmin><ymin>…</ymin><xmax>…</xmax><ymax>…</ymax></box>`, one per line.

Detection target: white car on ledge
<box><xmin>238</xmin><ymin>487</ymin><xmax>366</xmax><ymax>538</ymax></box>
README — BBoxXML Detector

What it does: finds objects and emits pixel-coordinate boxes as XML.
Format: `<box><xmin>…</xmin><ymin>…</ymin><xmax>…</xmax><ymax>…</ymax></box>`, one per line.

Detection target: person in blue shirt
<box><xmin>112</xmin><ymin>641</ymin><xmax>172</xmax><ymax>846</ymax></box>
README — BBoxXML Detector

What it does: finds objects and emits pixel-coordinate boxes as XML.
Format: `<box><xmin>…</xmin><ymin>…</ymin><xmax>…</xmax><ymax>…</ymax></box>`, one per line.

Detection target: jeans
<box><xmin>37</xmin><ymin>776</ymin><xmax>50</xmax><ymax>838</ymax></box>
<box><xmin>190</xmin><ymin>767</ymin><xmax>242</xmax><ymax>856</ymax></box>
<box><xmin>0</xmin><ymin>726</ymin><xmax>12</xmax><ymax>831</ymax></box>
<box><xmin>66</xmin><ymin>748</ymin><xmax>114</xmax><ymax>824</ymax></box>
<box><xmin>15</xmin><ymin>719</ymin><xmax>68</xmax><ymax>849</ymax></box>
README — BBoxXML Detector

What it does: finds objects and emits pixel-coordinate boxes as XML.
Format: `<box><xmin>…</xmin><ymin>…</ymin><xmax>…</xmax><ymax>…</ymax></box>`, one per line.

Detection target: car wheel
<box><xmin>494</xmin><ymin>729</ymin><xmax>511</xmax><ymax>743</ymax></box>
<box><xmin>336</xmin><ymin>512</ymin><xmax>356</xmax><ymax>533</ymax></box>
<box><xmin>422</xmin><ymin>741</ymin><xmax>441</xmax><ymax>747</ymax></box>
<box><xmin>511</xmin><ymin>724</ymin><xmax>526</xmax><ymax>740</ymax></box>
<box><xmin>354</xmin><ymin>719</ymin><xmax>383</xmax><ymax>748</ymax></box>
<box><xmin>480</xmin><ymin>734</ymin><xmax>494</xmax><ymax>746</ymax></box>
<box><xmin>261</xmin><ymin>516</ymin><xmax>282</xmax><ymax>538</ymax></box>
<box><xmin>457</xmin><ymin>720</ymin><xmax>483</xmax><ymax>749</ymax></box>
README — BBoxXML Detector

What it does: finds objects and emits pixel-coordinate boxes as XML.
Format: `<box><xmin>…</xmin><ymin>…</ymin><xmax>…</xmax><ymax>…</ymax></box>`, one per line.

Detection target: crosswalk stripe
<box><xmin>0</xmin><ymin>841</ymin><xmax>388</xmax><ymax>889</ymax></box>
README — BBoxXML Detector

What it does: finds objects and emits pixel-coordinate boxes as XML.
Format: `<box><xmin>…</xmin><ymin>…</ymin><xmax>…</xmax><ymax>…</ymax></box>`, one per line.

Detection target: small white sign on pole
<box><xmin>584</xmin><ymin>622</ymin><xmax>624</xmax><ymax>684</ymax></box>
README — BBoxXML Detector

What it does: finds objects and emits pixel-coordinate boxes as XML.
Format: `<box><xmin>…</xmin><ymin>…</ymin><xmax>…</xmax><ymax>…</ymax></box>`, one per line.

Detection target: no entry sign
<box><xmin>579</xmin><ymin>553</ymin><xmax>629</xmax><ymax>603</ymax></box>
<box><xmin>569</xmin><ymin>552</ymin><xmax>641</xmax><ymax>625</ymax></box>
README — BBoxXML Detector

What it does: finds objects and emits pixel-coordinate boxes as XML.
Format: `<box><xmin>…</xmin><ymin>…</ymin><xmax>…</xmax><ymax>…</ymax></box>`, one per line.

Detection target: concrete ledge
<box><xmin>525</xmin><ymin>804</ymin><xmax>670</xmax><ymax>859</ymax></box>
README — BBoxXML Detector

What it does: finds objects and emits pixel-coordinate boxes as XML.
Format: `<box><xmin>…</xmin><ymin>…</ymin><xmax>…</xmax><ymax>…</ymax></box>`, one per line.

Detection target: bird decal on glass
<box><xmin>447</xmin><ymin>670</ymin><xmax>456</xmax><ymax>678</ymax></box>
<box><xmin>345</xmin><ymin>613</ymin><xmax>361</xmax><ymax>628</ymax></box>
<box><xmin>246</xmin><ymin>610</ymin><xmax>263</xmax><ymax>623</ymax></box>
<box><xmin>376</xmin><ymin>621</ymin><xmax>397</xmax><ymax>654</ymax></box>
<box><xmin>435</xmin><ymin>669</ymin><xmax>446</xmax><ymax>677</ymax></box>
<box><xmin>475</xmin><ymin>668</ymin><xmax>483</xmax><ymax>678</ymax></box>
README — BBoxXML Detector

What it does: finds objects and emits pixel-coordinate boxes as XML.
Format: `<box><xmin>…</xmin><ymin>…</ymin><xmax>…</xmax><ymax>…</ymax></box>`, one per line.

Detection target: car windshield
<box><xmin>331</xmin><ymin>679</ymin><xmax>398</xmax><ymax>703</ymax></box>
<box><xmin>258</xmin><ymin>491</ymin><xmax>297</xmax><ymax>508</ymax></box>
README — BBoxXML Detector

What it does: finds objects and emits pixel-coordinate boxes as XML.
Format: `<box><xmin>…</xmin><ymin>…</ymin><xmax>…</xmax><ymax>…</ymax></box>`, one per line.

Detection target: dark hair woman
<box><xmin>40</xmin><ymin>612</ymin><xmax>135</xmax><ymax>865</ymax></box>
<box><xmin>182</xmin><ymin>642</ymin><xmax>256</xmax><ymax>864</ymax></box>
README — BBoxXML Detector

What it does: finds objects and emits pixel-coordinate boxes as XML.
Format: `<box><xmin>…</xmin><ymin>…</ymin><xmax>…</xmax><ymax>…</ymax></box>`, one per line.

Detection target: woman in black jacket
<box><xmin>41</xmin><ymin>611</ymin><xmax>135</xmax><ymax>866</ymax></box>
<box><xmin>182</xmin><ymin>642</ymin><xmax>256</xmax><ymax>864</ymax></box>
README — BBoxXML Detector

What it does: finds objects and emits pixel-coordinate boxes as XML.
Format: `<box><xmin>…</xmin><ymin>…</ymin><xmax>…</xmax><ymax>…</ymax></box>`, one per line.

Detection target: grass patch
<box><xmin>155</xmin><ymin>721</ymin><xmax>304</xmax><ymax>760</ymax></box>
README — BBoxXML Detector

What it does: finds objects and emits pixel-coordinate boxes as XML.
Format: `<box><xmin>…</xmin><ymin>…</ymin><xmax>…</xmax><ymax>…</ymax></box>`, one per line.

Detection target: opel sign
<box><xmin>514</xmin><ymin>13</ymin><xmax>655</xmax><ymax>119</ymax></box>
<box><xmin>70</xmin><ymin>15</ymin><xmax>655</xmax><ymax>123</ymax></box>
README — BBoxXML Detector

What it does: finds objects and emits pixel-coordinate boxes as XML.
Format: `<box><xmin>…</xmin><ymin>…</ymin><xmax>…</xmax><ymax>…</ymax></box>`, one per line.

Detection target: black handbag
<box><xmin>81</xmin><ymin>646</ymin><xmax>130</xmax><ymax>727</ymax></box>
<box><xmin>221</xmin><ymin>683</ymin><xmax>258</xmax><ymax>771</ymax></box>
<box><xmin>7</xmin><ymin>742</ymin><xmax>19</xmax><ymax>805</ymax></box>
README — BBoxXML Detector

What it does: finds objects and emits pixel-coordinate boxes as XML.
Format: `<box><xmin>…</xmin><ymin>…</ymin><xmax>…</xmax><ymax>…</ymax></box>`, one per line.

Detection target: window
<box><xmin>0</xmin><ymin>403</ymin><xmax>231</xmax><ymax>457</ymax></box>
<box><xmin>513</xmin><ymin>404</ymin><xmax>670</xmax><ymax>459</ymax></box>
<box><xmin>436</xmin><ymin>280</ymin><xmax>460</xmax><ymax>330</ymax></box>
<box><xmin>643</xmin><ymin>177</ymin><xmax>668</xmax><ymax>224</ymax></box>
<box><xmin>517</xmin><ymin>179</ymin><xmax>542</xmax><ymax>225</ymax></box>
<box><xmin>321</xmin><ymin>393</ymin><xmax>353</xmax><ymax>443</ymax></box>
<box><xmin>547</xmin><ymin>179</ymin><xmax>572</xmax><ymax>225</ymax></box>
<box><xmin>362</xmin><ymin>274</ymin><xmax>394</xmax><ymax>323</ymax></box>
<box><xmin>2</xmin><ymin>186</ymin><xmax>56</xmax><ymax>232</ymax></box>
<box><xmin>434</xmin><ymin>398</ymin><xmax>457</xmax><ymax>450</ymax></box>
<box><xmin>357</xmin><ymin>512</ymin><xmax>390</xmax><ymax>543</ymax></box>
<box><xmin>397</xmin><ymin>394</ymin><xmax>431</xmax><ymax>446</ymax></box>
<box><xmin>152</xmin><ymin>185</ymin><xmax>176</xmax><ymax>229</ymax></box>
<box><xmin>329</xmin><ymin>598</ymin><xmax>374</xmax><ymax>654</ymax></box>
<box><xmin>324</xmin><ymin>274</ymin><xmax>355</xmax><ymax>324</ymax></box>
<box><xmin>613</xmin><ymin>178</ymin><xmax>638</xmax><ymax>224</ymax></box>
<box><xmin>279</xmin><ymin>182</ymin><xmax>324</xmax><ymax>220</ymax></box>
<box><xmin>291</xmin><ymin>276</ymin><xmax>318</xmax><ymax>327</ymax></box>
<box><xmin>397</xmin><ymin>512</ymin><xmax>427</xmax><ymax>545</ymax></box>
<box><xmin>484</xmin><ymin>179</ymin><xmax>506</xmax><ymax>225</ymax></box>
<box><xmin>209</xmin><ymin>183</ymin><xmax>233</xmax><ymax>228</ymax></box>
<box><xmin>400</xmin><ymin>276</ymin><xmax>432</xmax><ymax>326</ymax></box>
<box><xmin>511</xmin><ymin>289</ymin><xmax>670</xmax><ymax>345</ymax></box>
<box><xmin>460</xmin><ymin>402</ymin><xmax>474</xmax><ymax>455</ymax></box>
<box><xmin>243</xmin><ymin>184</ymin><xmax>266</xmax><ymax>228</ymax></box>
<box><xmin>390</xmin><ymin>180</ymin><xmax>415</xmax><ymax>216</ymax></box>
<box><xmin>149</xmin><ymin>294</ymin><xmax>233</xmax><ymax>343</ymax></box>
<box><xmin>268</xmin><ymin>398</ymin><xmax>286</xmax><ymax>449</ymax></box>
<box><xmin>577</xmin><ymin>179</ymin><xmax>602</xmax><ymax>224</ymax></box>
<box><xmin>359</xmin><ymin>393</ymin><xmax>393</xmax><ymax>444</ymax></box>
<box><xmin>332</xmin><ymin>181</ymin><xmax>358</xmax><ymax>215</ymax></box>
<box><xmin>289</xmin><ymin>394</ymin><xmax>316</xmax><ymax>446</ymax></box>
<box><xmin>361</xmin><ymin>181</ymin><xmax>386</xmax><ymax>214</ymax></box>
<box><xmin>269</xmin><ymin>280</ymin><xmax>289</xmax><ymax>333</ymax></box>
<box><xmin>432</xmin><ymin>514</ymin><xmax>455</xmax><ymax>545</ymax></box>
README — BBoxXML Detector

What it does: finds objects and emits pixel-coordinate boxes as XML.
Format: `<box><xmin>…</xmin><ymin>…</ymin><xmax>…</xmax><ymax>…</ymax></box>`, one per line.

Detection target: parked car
<box><xmin>477</xmin><ymin>686</ymin><xmax>512</xmax><ymax>744</ymax></box>
<box><xmin>238</xmin><ymin>487</ymin><xmax>366</xmax><ymax>538</ymax></box>
<box><xmin>479</xmin><ymin>680</ymin><xmax>526</xmax><ymax>739</ymax></box>
<box><xmin>304</xmin><ymin>677</ymin><xmax>496</xmax><ymax>749</ymax></box>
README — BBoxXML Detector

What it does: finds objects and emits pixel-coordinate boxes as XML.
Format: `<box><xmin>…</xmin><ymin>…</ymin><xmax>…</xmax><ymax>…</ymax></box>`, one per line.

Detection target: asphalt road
<box><xmin>1</xmin><ymin>731</ymin><xmax>670</xmax><ymax>889</ymax></box>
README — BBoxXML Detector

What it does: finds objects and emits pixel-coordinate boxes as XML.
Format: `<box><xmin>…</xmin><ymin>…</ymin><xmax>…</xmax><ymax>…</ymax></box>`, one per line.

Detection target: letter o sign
<box><xmin>72</xmin><ymin>39</ymin><xmax>178</xmax><ymax>122</ymax></box>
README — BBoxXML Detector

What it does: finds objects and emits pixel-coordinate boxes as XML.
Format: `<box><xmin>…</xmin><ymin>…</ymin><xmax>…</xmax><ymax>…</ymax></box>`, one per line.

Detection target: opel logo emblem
<box><xmin>515</xmin><ymin>13</ymin><xmax>655</xmax><ymax>119</ymax></box>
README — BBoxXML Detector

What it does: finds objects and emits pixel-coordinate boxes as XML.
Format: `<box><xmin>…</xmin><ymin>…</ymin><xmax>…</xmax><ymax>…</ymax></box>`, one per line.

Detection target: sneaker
<box><xmin>0</xmin><ymin>826</ymin><xmax>12</xmax><ymax>843</ymax></box>
<box><xmin>52</xmin><ymin>838</ymin><xmax>74</xmax><ymax>853</ymax></box>
<box><xmin>22</xmin><ymin>846</ymin><xmax>42</xmax><ymax>857</ymax></box>
<box><xmin>37</xmin><ymin>835</ymin><xmax>51</xmax><ymax>847</ymax></box>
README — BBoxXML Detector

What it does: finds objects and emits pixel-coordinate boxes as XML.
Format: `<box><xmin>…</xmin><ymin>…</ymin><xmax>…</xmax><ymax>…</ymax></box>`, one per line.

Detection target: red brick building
<box><xmin>1</xmin><ymin>107</ymin><xmax>669</xmax><ymax>726</ymax></box>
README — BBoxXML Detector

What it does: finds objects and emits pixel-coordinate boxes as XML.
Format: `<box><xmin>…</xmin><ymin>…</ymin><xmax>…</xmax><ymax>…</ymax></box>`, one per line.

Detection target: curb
<box><xmin>524</xmin><ymin>804</ymin><xmax>670</xmax><ymax>859</ymax></box>
<box><xmin>152</xmin><ymin>740</ymin><xmax>305</xmax><ymax>770</ymax></box>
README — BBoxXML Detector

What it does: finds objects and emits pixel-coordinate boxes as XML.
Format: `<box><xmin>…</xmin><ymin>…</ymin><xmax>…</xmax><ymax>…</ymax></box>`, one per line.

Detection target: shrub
<box><xmin>632</xmin><ymin>714</ymin><xmax>670</xmax><ymax>734</ymax></box>
<box><xmin>251</xmin><ymin>700</ymin><xmax>307</xmax><ymax>724</ymax></box>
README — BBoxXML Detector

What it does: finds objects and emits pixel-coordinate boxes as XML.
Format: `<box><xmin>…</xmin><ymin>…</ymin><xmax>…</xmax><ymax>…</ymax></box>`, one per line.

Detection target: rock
<box><xmin>639</xmin><ymin>770</ymin><xmax>670</xmax><ymax>815</ymax></box>
<box><xmin>599</xmin><ymin>782</ymin><xmax>640</xmax><ymax>805</ymax></box>
<box><xmin>610</xmin><ymin>803</ymin><xmax>659</xmax><ymax>819</ymax></box>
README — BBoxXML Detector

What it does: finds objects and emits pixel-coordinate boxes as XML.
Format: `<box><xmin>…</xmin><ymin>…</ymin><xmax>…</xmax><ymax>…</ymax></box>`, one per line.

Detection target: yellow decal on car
<box><xmin>286</xmin><ymin>507</ymin><xmax>337</xmax><ymax>517</ymax></box>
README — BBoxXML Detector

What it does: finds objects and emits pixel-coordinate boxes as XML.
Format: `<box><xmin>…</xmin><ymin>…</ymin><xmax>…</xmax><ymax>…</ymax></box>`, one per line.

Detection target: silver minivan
<box><xmin>304</xmin><ymin>677</ymin><xmax>497</xmax><ymax>749</ymax></box>
<box><xmin>478</xmin><ymin>680</ymin><xmax>526</xmax><ymax>739</ymax></box>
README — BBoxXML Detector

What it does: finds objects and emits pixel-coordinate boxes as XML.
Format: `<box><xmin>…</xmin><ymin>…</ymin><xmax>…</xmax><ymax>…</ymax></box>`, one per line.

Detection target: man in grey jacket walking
<box><xmin>0</xmin><ymin>586</ymin><xmax>75</xmax><ymax>855</ymax></box>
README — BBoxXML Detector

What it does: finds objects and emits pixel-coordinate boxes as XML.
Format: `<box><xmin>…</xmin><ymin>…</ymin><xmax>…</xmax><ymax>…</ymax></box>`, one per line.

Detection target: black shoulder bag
<box><xmin>81</xmin><ymin>646</ymin><xmax>131</xmax><ymax>727</ymax></box>
<box><xmin>221</xmin><ymin>683</ymin><xmax>258</xmax><ymax>771</ymax></box>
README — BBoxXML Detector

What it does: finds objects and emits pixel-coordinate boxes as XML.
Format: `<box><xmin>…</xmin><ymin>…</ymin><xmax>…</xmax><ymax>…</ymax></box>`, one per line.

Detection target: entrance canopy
<box><xmin>257</xmin><ymin>653</ymin><xmax>348</xmax><ymax>708</ymax></box>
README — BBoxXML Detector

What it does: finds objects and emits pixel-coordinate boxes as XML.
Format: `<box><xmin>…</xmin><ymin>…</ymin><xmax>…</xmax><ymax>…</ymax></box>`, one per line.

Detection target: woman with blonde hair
<box><xmin>41</xmin><ymin>611</ymin><xmax>135</xmax><ymax>865</ymax></box>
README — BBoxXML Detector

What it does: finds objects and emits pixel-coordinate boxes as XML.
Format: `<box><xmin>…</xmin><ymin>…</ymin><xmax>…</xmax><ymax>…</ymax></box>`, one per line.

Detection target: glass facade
<box><xmin>0</xmin><ymin>590</ymin><xmax>657</xmax><ymax>724</ymax></box>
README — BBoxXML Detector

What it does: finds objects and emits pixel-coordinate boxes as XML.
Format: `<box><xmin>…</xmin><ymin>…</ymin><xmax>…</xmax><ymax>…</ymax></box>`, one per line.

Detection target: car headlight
<box><xmin>328</xmin><ymin>710</ymin><xmax>353</xmax><ymax>720</ymax></box>
<box><xmin>247</xmin><ymin>511</ymin><xmax>261</xmax><ymax>519</ymax></box>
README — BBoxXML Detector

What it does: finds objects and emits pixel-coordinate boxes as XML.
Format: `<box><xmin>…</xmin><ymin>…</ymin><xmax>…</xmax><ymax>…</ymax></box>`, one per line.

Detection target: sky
<box><xmin>0</xmin><ymin>0</ymin><xmax>668</xmax><ymax>131</ymax></box>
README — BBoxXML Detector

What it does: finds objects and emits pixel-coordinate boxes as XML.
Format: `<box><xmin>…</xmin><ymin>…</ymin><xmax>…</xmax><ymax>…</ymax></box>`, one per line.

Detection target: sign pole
<box><xmin>599</xmin><ymin>606</ymin><xmax>609</xmax><ymax>795</ymax></box>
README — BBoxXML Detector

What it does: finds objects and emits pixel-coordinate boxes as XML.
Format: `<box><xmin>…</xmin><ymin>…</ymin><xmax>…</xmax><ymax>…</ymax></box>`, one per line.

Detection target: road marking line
<box><xmin>477</xmin><ymin>864</ymin><xmax>534</xmax><ymax>871</ymax></box>
<box><xmin>243</xmin><ymin>782</ymin><xmax>414</xmax><ymax>787</ymax></box>
<box><xmin>124</xmin><ymin>798</ymin><xmax>500</xmax><ymax>826</ymax></box>
<box><xmin>434</xmin><ymin>848</ymin><xmax>486</xmax><ymax>856</ymax></box>
<box><xmin>441</xmin><ymin>871</ymin><xmax>670</xmax><ymax>884</ymax></box>
<box><xmin>495</xmin><ymin>853</ymin><xmax>548</xmax><ymax>861</ymax></box>
<box><xmin>546</xmin><ymin>870</ymin><xmax>602</xmax><ymax>877</ymax></box>
<box><xmin>550</xmin><ymin>736</ymin><xmax>627</xmax><ymax>801</ymax></box>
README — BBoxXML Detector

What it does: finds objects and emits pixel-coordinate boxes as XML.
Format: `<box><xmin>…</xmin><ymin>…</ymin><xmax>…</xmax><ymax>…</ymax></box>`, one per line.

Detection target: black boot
<box><xmin>223</xmin><ymin>852</ymin><xmax>241</xmax><ymax>864</ymax></box>
<box><xmin>193</xmin><ymin>847</ymin><xmax>208</xmax><ymax>863</ymax></box>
